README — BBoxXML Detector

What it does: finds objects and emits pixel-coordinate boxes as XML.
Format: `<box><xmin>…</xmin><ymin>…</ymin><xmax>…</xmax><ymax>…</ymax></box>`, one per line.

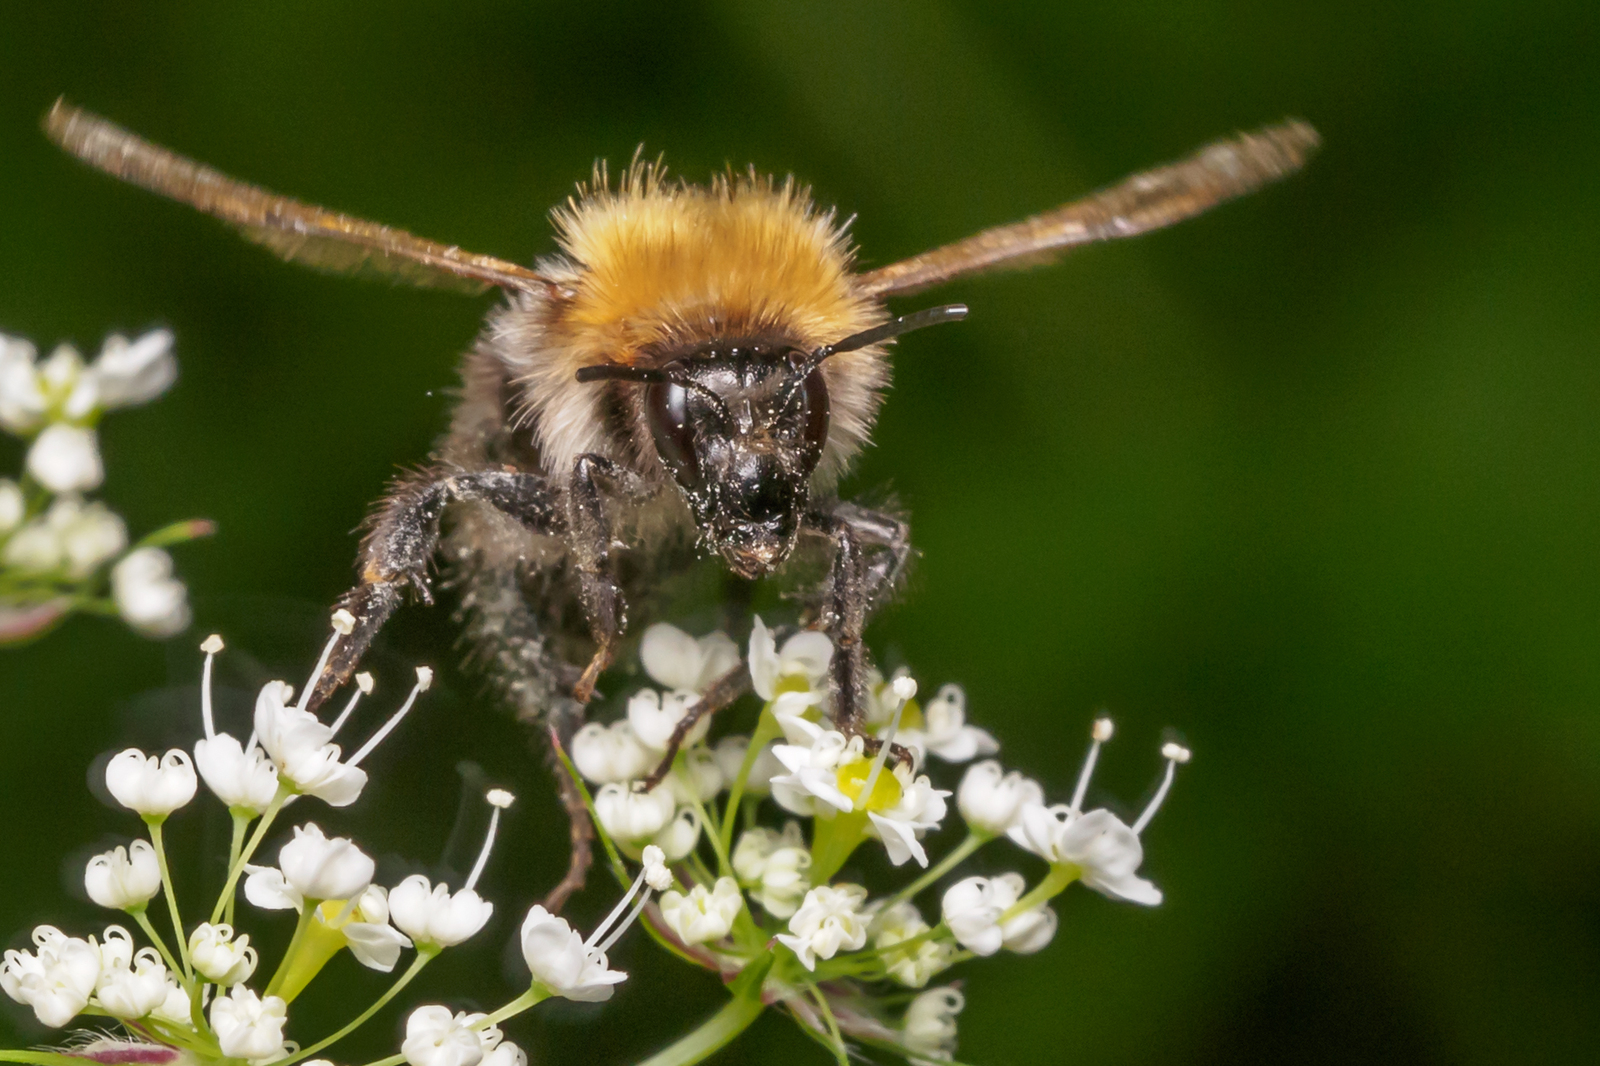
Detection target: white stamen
<box><xmin>584</xmin><ymin>868</ymin><xmax>648</xmax><ymax>951</ymax></box>
<box><xmin>1070</xmin><ymin>717</ymin><xmax>1113</xmax><ymax>813</ymax></box>
<box><xmin>296</xmin><ymin>627</ymin><xmax>344</xmax><ymax>715</ymax></box>
<box><xmin>331</xmin><ymin>609</ymin><xmax>356</xmax><ymax>635</ymax></box>
<box><xmin>859</xmin><ymin>681</ymin><xmax>913</xmax><ymax>808</ymax></box>
<box><xmin>201</xmin><ymin>635</ymin><xmax>223</xmax><ymax>739</ymax></box>
<box><xmin>1131</xmin><ymin>745</ymin><xmax>1190</xmax><ymax>835</ymax></box>
<box><xmin>592</xmin><ymin>889</ymin><xmax>651</xmax><ymax>955</ymax></box>
<box><xmin>465</xmin><ymin>790</ymin><xmax>516</xmax><ymax>891</ymax></box>
<box><xmin>346</xmin><ymin>670</ymin><xmax>429</xmax><ymax>769</ymax></box>
<box><xmin>328</xmin><ymin>675</ymin><xmax>371</xmax><ymax>736</ymax></box>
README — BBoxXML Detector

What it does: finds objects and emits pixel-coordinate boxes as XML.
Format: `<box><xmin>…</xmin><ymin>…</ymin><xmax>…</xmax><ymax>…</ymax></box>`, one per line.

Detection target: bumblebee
<box><xmin>46</xmin><ymin>101</ymin><xmax>1316</xmax><ymax>904</ymax></box>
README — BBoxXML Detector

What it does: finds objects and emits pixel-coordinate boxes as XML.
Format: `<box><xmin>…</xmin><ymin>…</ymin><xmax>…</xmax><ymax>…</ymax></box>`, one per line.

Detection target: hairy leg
<box><xmin>308</xmin><ymin>469</ymin><xmax>563</xmax><ymax>710</ymax></box>
<box><xmin>566</xmin><ymin>454</ymin><xmax>648</xmax><ymax>704</ymax></box>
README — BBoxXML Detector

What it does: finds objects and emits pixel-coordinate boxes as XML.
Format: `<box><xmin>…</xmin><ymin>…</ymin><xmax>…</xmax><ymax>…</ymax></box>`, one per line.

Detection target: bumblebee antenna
<box><xmin>812</xmin><ymin>303</ymin><xmax>968</xmax><ymax>364</ymax></box>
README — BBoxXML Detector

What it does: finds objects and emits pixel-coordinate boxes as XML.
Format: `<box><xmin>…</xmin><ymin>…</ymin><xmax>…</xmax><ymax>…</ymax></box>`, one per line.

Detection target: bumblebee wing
<box><xmin>44</xmin><ymin>99</ymin><xmax>553</xmax><ymax>296</ymax></box>
<box><xmin>856</xmin><ymin>120</ymin><xmax>1319</xmax><ymax>299</ymax></box>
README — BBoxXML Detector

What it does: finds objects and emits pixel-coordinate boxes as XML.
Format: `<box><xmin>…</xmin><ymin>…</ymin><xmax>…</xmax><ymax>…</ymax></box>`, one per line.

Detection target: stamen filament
<box><xmin>327</xmin><ymin>673</ymin><xmax>373</xmax><ymax>737</ymax></box>
<box><xmin>1132</xmin><ymin>744</ymin><xmax>1190</xmax><ymax>835</ymax></box>
<box><xmin>860</xmin><ymin>678</ymin><xmax>915</xmax><ymax>809</ymax></box>
<box><xmin>584</xmin><ymin>869</ymin><xmax>648</xmax><ymax>951</ymax></box>
<box><xmin>465</xmin><ymin>790</ymin><xmax>515</xmax><ymax>892</ymax></box>
<box><xmin>347</xmin><ymin>668</ymin><xmax>431</xmax><ymax>768</ymax></box>
<box><xmin>593</xmin><ymin>889</ymin><xmax>652</xmax><ymax>955</ymax></box>
<box><xmin>200</xmin><ymin>634</ymin><xmax>223</xmax><ymax>738</ymax></box>
<box><xmin>296</xmin><ymin>625</ymin><xmax>345</xmax><ymax>715</ymax></box>
<box><xmin>1070</xmin><ymin>717</ymin><xmax>1114</xmax><ymax>813</ymax></box>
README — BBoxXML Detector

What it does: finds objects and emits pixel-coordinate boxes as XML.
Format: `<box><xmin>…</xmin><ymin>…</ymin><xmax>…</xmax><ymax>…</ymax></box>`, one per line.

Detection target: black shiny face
<box><xmin>644</xmin><ymin>341</ymin><xmax>830</xmax><ymax>578</ymax></box>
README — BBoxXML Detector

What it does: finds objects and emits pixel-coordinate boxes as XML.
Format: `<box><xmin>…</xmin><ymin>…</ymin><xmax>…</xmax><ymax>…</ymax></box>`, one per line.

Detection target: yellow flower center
<box><xmin>835</xmin><ymin>757</ymin><xmax>903</xmax><ymax>812</ymax></box>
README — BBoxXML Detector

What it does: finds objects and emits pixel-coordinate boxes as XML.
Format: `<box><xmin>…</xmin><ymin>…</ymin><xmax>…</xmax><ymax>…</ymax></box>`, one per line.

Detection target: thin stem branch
<box><xmin>145</xmin><ymin>818</ymin><xmax>193</xmax><ymax>980</ymax></box>
<box><xmin>281</xmin><ymin>949</ymin><xmax>436</xmax><ymax>1066</ymax></box>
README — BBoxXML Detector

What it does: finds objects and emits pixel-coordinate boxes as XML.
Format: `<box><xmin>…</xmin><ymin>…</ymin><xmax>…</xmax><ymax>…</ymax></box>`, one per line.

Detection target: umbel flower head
<box><xmin>0</xmin><ymin>624</ymin><xmax>600</xmax><ymax>1066</ymax></box>
<box><xmin>1</xmin><ymin>326</ymin><xmax>206</xmax><ymax>646</ymax></box>
<box><xmin>538</xmin><ymin>618</ymin><xmax>1195</xmax><ymax>1066</ymax></box>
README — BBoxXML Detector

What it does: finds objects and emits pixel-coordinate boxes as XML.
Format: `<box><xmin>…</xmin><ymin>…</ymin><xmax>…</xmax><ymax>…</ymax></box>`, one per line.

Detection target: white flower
<box><xmin>940</xmin><ymin>874</ymin><xmax>1053</xmax><ymax>956</ymax></box>
<box><xmin>277</xmin><ymin>823</ymin><xmax>375</xmax><ymax>902</ymax></box>
<box><xmin>898</xmin><ymin>684</ymin><xmax>997</xmax><ymax>764</ymax></box>
<box><xmin>92</xmin><ymin>330</ymin><xmax>177</xmax><ymax>409</ymax></box>
<box><xmin>570</xmin><ymin>719</ymin><xmax>652</xmax><ymax>784</ymax></box>
<box><xmin>732</xmin><ymin>822</ymin><xmax>812</xmax><ymax>918</ymax></box>
<box><xmin>150</xmin><ymin>981</ymin><xmax>194</xmax><ymax>1027</ymax></box>
<box><xmin>903</xmin><ymin>987</ymin><xmax>964</xmax><ymax>1062</ymax></box>
<box><xmin>0</xmin><ymin>925</ymin><xmax>101</xmax><ymax>1027</ymax></box>
<box><xmin>519</xmin><ymin>906</ymin><xmax>627</xmax><ymax>1002</ymax></box>
<box><xmin>748</xmin><ymin>615</ymin><xmax>832</xmax><ymax>712</ymax></box>
<box><xmin>1009</xmin><ymin>806</ymin><xmax>1160</xmax><ymax>905</ymax></box>
<box><xmin>769</xmin><ymin>716</ymin><xmax>858</xmax><ymax>816</ymax></box>
<box><xmin>0</xmin><ymin>335</ymin><xmax>47</xmax><ymax>433</ymax></box>
<box><xmin>865</xmin><ymin>765</ymin><xmax>950</xmax><ymax>868</ymax></box>
<box><xmin>627</xmin><ymin>688</ymin><xmax>708</xmax><ymax>752</ymax></box>
<box><xmin>338</xmin><ymin>884</ymin><xmax>413</xmax><ymax>971</ymax></box>
<box><xmin>652</xmin><ymin>805</ymin><xmax>703</xmax><ymax>862</ymax></box>
<box><xmin>775</xmin><ymin>883</ymin><xmax>869</xmax><ymax>971</ymax></box>
<box><xmin>94</xmin><ymin>948</ymin><xmax>169</xmax><ymax>1019</ymax></box>
<box><xmin>957</xmin><ymin>760</ymin><xmax>1044</xmax><ymax>837</ymax></box>
<box><xmin>105</xmin><ymin>748</ymin><xmax>197</xmax><ymax>817</ymax></box>
<box><xmin>96</xmin><ymin>924</ymin><xmax>135</xmax><ymax>977</ymax></box>
<box><xmin>389</xmin><ymin>875</ymin><xmax>494</xmax><ymax>949</ymax></box>
<box><xmin>871</xmin><ymin>901</ymin><xmax>952</xmax><ymax>988</ymax></box>
<box><xmin>481</xmin><ymin>1041</ymin><xmax>527</xmax><ymax>1066</ymax></box>
<box><xmin>401</xmin><ymin>1006</ymin><xmax>503</xmax><ymax>1066</ymax></box>
<box><xmin>209</xmin><ymin>985</ymin><xmax>288</xmax><ymax>1063</ymax></box>
<box><xmin>665</xmin><ymin>746</ymin><xmax>724</xmax><ymax>804</ymax></box>
<box><xmin>111</xmin><ymin>548</ymin><xmax>191</xmax><ymax>638</ymax></box>
<box><xmin>252</xmin><ymin>679</ymin><xmax>367</xmax><ymax>806</ymax></box>
<box><xmin>194</xmin><ymin>733</ymin><xmax>280</xmax><ymax>814</ymax></box>
<box><xmin>55</xmin><ymin>498</ymin><xmax>127</xmax><ymax>579</ymax></box>
<box><xmin>26</xmin><ymin>423</ymin><xmax>103</xmax><ymax>493</ymax></box>
<box><xmin>188</xmin><ymin>923</ymin><xmax>257</xmax><ymax>985</ymax></box>
<box><xmin>0</xmin><ymin>479</ymin><xmax>22</xmax><ymax>533</ymax></box>
<box><xmin>640</xmin><ymin>622</ymin><xmax>739</xmax><ymax>694</ymax></box>
<box><xmin>658</xmin><ymin>877</ymin><xmax>743</xmax><ymax>945</ymax></box>
<box><xmin>84</xmin><ymin>841</ymin><xmax>162</xmax><ymax>910</ymax></box>
<box><xmin>593</xmin><ymin>781</ymin><xmax>676</xmax><ymax>842</ymax></box>
<box><xmin>713</xmin><ymin>734</ymin><xmax>782</xmax><ymax>796</ymax></box>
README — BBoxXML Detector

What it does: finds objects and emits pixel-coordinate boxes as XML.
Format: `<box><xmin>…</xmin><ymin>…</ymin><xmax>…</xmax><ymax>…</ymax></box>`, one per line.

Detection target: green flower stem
<box><xmin>223</xmin><ymin>810</ymin><xmax>250</xmax><ymax>926</ymax></box>
<box><xmin>211</xmin><ymin>792</ymin><xmax>286</xmax><ymax>925</ymax></box>
<box><xmin>636</xmin><ymin>953</ymin><xmax>773</xmax><ymax>1066</ymax></box>
<box><xmin>719</xmin><ymin>704</ymin><xmax>781</xmax><ymax>858</ymax></box>
<box><xmin>144</xmin><ymin>817</ymin><xmax>194</xmax><ymax>980</ymax></box>
<box><xmin>804</xmin><ymin>981</ymin><xmax>850</xmax><ymax>1066</ymax></box>
<box><xmin>130</xmin><ymin>907</ymin><xmax>187</xmax><ymax>989</ymax></box>
<box><xmin>476</xmin><ymin>983</ymin><xmax>550</xmax><ymax>1028</ymax></box>
<box><xmin>1000</xmin><ymin>862</ymin><xmax>1079</xmax><ymax>923</ymax></box>
<box><xmin>282</xmin><ymin>948</ymin><xmax>437</xmax><ymax>1066</ymax></box>
<box><xmin>263</xmin><ymin>903</ymin><xmax>317</xmax><ymax>999</ymax></box>
<box><xmin>134</xmin><ymin>518</ymin><xmax>216</xmax><ymax>549</ymax></box>
<box><xmin>807</xmin><ymin>809</ymin><xmax>869</xmax><ymax>886</ymax></box>
<box><xmin>352</xmin><ymin>1054</ymin><xmax>406</xmax><ymax>1066</ymax></box>
<box><xmin>871</xmin><ymin>831</ymin><xmax>990</xmax><ymax>926</ymax></box>
<box><xmin>549</xmin><ymin>730</ymin><xmax>629</xmax><ymax>887</ymax></box>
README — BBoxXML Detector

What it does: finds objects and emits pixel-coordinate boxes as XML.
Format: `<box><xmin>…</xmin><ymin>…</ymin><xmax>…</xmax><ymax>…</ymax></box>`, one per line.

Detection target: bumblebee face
<box><xmin>645</xmin><ymin>342</ymin><xmax>830</xmax><ymax>578</ymax></box>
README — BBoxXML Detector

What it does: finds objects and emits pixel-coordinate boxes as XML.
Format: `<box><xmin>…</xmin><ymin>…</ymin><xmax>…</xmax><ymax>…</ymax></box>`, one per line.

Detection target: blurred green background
<box><xmin>3</xmin><ymin>1</ymin><xmax>1597</xmax><ymax>1063</ymax></box>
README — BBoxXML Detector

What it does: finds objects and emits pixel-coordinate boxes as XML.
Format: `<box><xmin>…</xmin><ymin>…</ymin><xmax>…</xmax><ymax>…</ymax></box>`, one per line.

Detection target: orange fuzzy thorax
<box><xmin>548</xmin><ymin>163</ymin><xmax>882</xmax><ymax>363</ymax></box>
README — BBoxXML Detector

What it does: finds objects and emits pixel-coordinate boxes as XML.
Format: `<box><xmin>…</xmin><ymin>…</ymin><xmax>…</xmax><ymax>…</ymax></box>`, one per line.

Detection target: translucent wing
<box><xmin>856</xmin><ymin>120</ymin><xmax>1320</xmax><ymax>298</ymax></box>
<box><xmin>43</xmin><ymin>99</ymin><xmax>553</xmax><ymax>296</ymax></box>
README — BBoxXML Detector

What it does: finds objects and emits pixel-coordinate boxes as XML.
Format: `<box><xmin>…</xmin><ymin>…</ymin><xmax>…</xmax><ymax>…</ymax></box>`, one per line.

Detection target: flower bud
<box><xmin>518</xmin><ymin>906</ymin><xmax>627</xmax><ymax>1002</ymax></box>
<box><xmin>593</xmin><ymin>782</ymin><xmax>676</xmax><ymax>842</ymax></box>
<box><xmin>278</xmin><ymin>823</ymin><xmax>375</xmax><ymax>901</ymax></box>
<box><xmin>389</xmin><ymin>875</ymin><xmax>494</xmax><ymax>949</ymax></box>
<box><xmin>189</xmin><ymin>923</ymin><xmax>257</xmax><ymax>986</ymax></box>
<box><xmin>956</xmin><ymin>759</ymin><xmax>1042</xmax><ymax>836</ymax></box>
<box><xmin>26</xmin><ymin>423</ymin><xmax>103</xmax><ymax>493</ymax></box>
<box><xmin>659</xmin><ymin>877</ymin><xmax>743</xmax><ymax>945</ymax></box>
<box><xmin>95</xmin><ymin>949</ymin><xmax>169</xmax><ymax>1019</ymax></box>
<box><xmin>570</xmin><ymin>720</ymin><xmax>652</xmax><ymax>784</ymax></box>
<box><xmin>105</xmin><ymin>749</ymin><xmax>197</xmax><ymax>817</ymax></box>
<box><xmin>903</xmin><ymin>987</ymin><xmax>964</xmax><ymax>1061</ymax></box>
<box><xmin>401</xmin><ymin>1006</ymin><xmax>496</xmax><ymax>1066</ymax></box>
<box><xmin>775</xmin><ymin>884</ymin><xmax>868</xmax><ymax>970</ymax></box>
<box><xmin>111</xmin><ymin>548</ymin><xmax>191</xmax><ymax>639</ymax></box>
<box><xmin>627</xmin><ymin>688</ymin><xmax>708</xmax><ymax>752</ymax></box>
<box><xmin>210</xmin><ymin>985</ymin><xmax>288</xmax><ymax>1062</ymax></box>
<box><xmin>84</xmin><ymin>841</ymin><xmax>162</xmax><ymax>910</ymax></box>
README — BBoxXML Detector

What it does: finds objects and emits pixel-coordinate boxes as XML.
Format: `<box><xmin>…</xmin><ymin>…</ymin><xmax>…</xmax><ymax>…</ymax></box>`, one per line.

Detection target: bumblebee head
<box><xmin>577</xmin><ymin>305</ymin><xmax>966</xmax><ymax>579</ymax></box>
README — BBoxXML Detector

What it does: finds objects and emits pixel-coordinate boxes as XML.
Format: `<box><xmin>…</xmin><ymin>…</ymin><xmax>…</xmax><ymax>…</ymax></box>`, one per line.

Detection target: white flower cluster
<box><xmin>559</xmin><ymin>619</ymin><xmax>1194</xmax><ymax>1066</ymax></box>
<box><xmin>0</xmin><ymin>618</ymin><xmax>670</xmax><ymax>1066</ymax></box>
<box><xmin>0</xmin><ymin>327</ymin><xmax>206</xmax><ymax>644</ymax></box>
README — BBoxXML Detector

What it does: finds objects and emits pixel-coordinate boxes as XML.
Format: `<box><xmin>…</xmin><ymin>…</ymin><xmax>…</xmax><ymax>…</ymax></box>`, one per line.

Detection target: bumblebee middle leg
<box><xmin>308</xmin><ymin>469</ymin><xmax>563</xmax><ymax>710</ymax></box>
<box><xmin>567</xmin><ymin>453</ymin><xmax>648</xmax><ymax>704</ymax></box>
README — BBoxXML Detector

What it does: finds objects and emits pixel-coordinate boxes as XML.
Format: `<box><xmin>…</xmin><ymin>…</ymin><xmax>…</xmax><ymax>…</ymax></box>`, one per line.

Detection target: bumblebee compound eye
<box><xmin>646</xmin><ymin>382</ymin><xmax>702</xmax><ymax>490</ymax></box>
<box><xmin>798</xmin><ymin>366</ymin><xmax>830</xmax><ymax>475</ymax></box>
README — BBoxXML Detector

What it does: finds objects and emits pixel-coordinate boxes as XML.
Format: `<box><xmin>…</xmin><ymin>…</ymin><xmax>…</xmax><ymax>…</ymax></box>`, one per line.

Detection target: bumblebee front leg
<box><xmin>567</xmin><ymin>454</ymin><xmax>646</xmax><ymax>704</ymax></box>
<box><xmin>308</xmin><ymin>469</ymin><xmax>563</xmax><ymax>709</ymax></box>
<box><xmin>809</xmin><ymin>503</ymin><xmax>916</xmax><ymax>732</ymax></box>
